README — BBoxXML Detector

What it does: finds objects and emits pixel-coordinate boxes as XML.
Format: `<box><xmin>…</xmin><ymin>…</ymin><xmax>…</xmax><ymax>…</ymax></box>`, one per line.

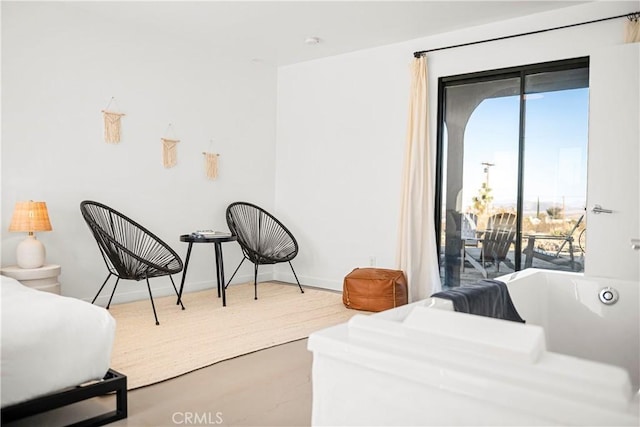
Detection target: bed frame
<box><xmin>1</xmin><ymin>369</ymin><xmax>127</xmax><ymax>426</ymax></box>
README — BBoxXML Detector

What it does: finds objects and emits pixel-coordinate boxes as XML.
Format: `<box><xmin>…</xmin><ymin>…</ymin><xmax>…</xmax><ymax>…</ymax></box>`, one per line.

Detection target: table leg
<box><xmin>177</xmin><ymin>242</ymin><xmax>193</xmax><ymax>306</ymax></box>
<box><xmin>214</xmin><ymin>241</ymin><xmax>227</xmax><ymax>307</ymax></box>
<box><xmin>214</xmin><ymin>247</ymin><xmax>221</xmax><ymax>298</ymax></box>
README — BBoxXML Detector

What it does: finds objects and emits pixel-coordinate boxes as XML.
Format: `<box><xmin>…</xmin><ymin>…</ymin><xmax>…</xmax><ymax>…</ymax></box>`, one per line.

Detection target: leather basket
<box><xmin>343</xmin><ymin>268</ymin><xmax>408</xmax><ymax>312</ymax></box>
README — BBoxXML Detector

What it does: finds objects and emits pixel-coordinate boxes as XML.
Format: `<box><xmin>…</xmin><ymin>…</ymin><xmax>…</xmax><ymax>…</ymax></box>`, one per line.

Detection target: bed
<box><xmin>1</xmin><ymin>275</ymin><xmax>126</xmax><ymax>425</ymax></box>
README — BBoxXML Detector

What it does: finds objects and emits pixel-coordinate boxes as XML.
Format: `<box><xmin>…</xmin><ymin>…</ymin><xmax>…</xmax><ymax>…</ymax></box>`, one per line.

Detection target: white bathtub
<box><xmin>505</xmin><ymin>269</ymin><xmax>639</xmax><ymax>393</ymax></box>
<box><xmin>308</xmin><ymin>269</ymin><xmax>640</xmax><ymax>426</ymax></box>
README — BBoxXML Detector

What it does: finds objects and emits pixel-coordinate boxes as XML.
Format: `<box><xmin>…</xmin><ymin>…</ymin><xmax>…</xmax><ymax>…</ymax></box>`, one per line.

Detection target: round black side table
<box><xmin>177</xmin><ymin>234</ymin><xmax>237</xmax><ymax>307</ymax></box>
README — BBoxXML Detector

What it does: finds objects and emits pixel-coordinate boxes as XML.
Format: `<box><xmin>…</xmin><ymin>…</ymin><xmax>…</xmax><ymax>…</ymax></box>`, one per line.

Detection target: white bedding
<box><xmin>1</xmin><ymin>275</ymin><xmax>116</xmax><ymax>407</ymax></box>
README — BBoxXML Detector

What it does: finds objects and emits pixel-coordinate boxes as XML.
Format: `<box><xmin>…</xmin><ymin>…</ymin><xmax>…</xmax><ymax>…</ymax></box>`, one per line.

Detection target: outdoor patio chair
<box><xmin>80</xmin><ymin>200</ymin><xmax>184</xmax><ymax>325</ymax></box>
<box><xmin>463</xmin><ymin>212</ymin><xmax>517</xmax><ymax>278</ymax></box>
<box><xmin>225</xmin><ymin>202</ymin><xmax>304</xmax><ymax>300</ymax></box>
<box><xmin>522</xmin><ymin>213</ymin><xmax>585</xmax><ymax>272</ymax></box>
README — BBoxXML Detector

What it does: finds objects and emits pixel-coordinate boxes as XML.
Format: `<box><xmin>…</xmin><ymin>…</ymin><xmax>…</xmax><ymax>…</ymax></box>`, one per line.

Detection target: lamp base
<box><xmin>16</xmin><ymin>234</ymin><xmax>46</xmax><ymax>269</ymax></box>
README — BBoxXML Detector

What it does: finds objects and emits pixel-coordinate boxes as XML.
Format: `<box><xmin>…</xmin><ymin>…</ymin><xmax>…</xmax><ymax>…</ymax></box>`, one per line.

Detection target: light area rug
<box><xmin>108</xmin><ymin>282</ymin><xmax>360</xmax><ymax>389</ymax></box>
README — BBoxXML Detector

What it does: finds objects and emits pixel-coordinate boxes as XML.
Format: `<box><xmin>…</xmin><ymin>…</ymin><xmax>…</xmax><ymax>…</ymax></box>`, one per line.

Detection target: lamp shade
<box><xmin>9</xmin><ymin>201</ymin><xmax>53</xmax><ymax>233</ymax></box>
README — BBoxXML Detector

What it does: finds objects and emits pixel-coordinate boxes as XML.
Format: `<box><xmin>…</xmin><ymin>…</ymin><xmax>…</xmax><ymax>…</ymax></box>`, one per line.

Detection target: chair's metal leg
<box><xmin>145</xmin><ymin>278</ymin><xmax>160</xmax><ymax>326</ymax></box>
<box><xmin>254</xmin><ymin>263</ymin><xmax>259</xmax><ymax>300</ymax></box>
<box><xmin>289</xmin><ymin>261</ymin><xmax>304</xmax><ymax>294</ymax></box>
<box><xmin>177</xmin><ymin>243</ymin><xmax>193</xmax><ymax>306</ymax></box>
<box><xmin>106</xmin><ymin>278</ymin><xmax>120</xmax><ymax>309</ymax></box>
<box><xmin>92</xmin><ymin>273</ymin><xmax>112</xmax><ymax>304</ymax></box>
<box><xmin>169</xmin><ymin>275</ymin><xmax>185</xmax><ymax>310</ymax></box>
<box><xmin>225</xmin><ymin>257</ymin><xmax>246</xmax><ymax>289</ymax></box>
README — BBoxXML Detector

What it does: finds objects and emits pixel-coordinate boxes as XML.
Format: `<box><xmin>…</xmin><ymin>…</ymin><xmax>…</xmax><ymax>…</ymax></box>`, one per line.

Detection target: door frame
<box><xmin>434</xmin><ymin>56</ymin><xmax>590</xmax><ymax>278</ymax></box>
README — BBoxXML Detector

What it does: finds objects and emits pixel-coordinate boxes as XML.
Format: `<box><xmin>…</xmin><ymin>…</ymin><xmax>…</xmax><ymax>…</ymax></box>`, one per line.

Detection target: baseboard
<box><xmin>90</xmin><ymin>271</ymin><xmax>272</xmax><ymax>305</ymax></box>
<box><xmin>90</xmin><ymin>271</ymin><xmax>343</xmax><ymax>305</ymax></box>
<box><xmin>273</xmin><ymin>271</ymin><xmax>342</xmax><ymax>292</ymax></box>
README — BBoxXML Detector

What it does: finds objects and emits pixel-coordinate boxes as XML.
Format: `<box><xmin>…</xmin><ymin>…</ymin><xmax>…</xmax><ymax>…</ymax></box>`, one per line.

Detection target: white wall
<box><xmin>275</xmin><ymin>46</ymin><xmax>410</xmax><ymax>288</ymax></box>
<box><xmin>1</xmin><ymin>2</ymin><xmax>278</xmax><ymax>302</ymax></box>
<box><xmin>275</xmin><ymin>1</ymin><xmax>639</xmax><ymax>290</ymax></box>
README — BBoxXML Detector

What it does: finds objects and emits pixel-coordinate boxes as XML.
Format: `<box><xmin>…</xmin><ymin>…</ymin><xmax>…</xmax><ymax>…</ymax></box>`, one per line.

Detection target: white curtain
<box><xmin>625</xmin><ymin>15</ymin><xmax>640</xmax><ymax>43</ymax></box>
<box><xmin>396</xmin><ymin>56</ymin><xmax>442</xmax><ymax>302</ymax></box>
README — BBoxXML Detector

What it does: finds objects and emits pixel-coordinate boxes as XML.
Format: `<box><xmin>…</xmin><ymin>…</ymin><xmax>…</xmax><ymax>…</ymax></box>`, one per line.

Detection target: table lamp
<box><xmin>8</xmin><ymin>201</ymin><xmax>53</xmax><ymax>269</ymax></box>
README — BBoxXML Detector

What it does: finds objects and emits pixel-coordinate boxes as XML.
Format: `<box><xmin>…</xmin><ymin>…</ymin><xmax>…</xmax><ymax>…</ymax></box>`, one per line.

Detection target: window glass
<box><xmin>438</xmin><ymin>61</ymin><xmax>589</xmax><ymax>288</ymax></box>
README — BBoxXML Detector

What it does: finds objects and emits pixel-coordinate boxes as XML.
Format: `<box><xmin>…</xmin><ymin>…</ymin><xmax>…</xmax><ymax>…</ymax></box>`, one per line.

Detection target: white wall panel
<box><xmin>1</xmin><ymin>3</ymin><xmax>278</xmax><ymax>302</ymax></box>
<box><xmin>586</xmin><ymin>43</ymin><xmax>640</xmax><ymax>281</ymax></box>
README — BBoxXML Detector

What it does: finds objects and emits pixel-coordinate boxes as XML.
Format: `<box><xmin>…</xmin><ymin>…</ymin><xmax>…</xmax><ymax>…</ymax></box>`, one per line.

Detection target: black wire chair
<box><xmin>80</xmin><ymin>200</ymin><xmax>184</xmax><ymax>325</ymax></box>
<box><xmin>225</xmin><ymin>202</ymin><xmax>304</xmax><ymax>300</ymax></box>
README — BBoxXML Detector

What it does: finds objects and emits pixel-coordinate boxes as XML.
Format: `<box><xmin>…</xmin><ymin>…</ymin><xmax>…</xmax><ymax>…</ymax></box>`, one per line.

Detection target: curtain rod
<box><xmin>413</xmin><ymin>11</ymin><xmax>640</xmax><ymax>58</ymax></box>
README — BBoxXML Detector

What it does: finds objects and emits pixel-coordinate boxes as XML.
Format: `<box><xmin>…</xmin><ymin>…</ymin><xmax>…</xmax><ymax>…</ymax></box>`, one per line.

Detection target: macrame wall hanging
<box><xmin>202</xmin><ymin>140</ymin><xmax>220</xmax><ymax>180</ymax></box>
<box><xmin>161</xmin><ymin>124</ymin><xmax>180</xmax><ymax>168</ymax></box>
<box><xmin>624</xmin><ymin>12</ymin><xmax>640</xmax><ymax>43</ymax></box>
<box><xmin>101</xmin><ymin>97</ymin><xmax>125</xmax><ymax>144</ymax></box>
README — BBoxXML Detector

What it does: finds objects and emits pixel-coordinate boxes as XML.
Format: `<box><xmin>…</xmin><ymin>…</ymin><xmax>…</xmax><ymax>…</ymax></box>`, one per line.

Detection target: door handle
<box><xmin>632</xmin><ymin>239</ymin><xmax>640</xmax><ymax>250</ymax></box>
<box><xmin>592</xmin><ymin>204</ymin><xmax>613</xmax><ymax>214</ymax></box>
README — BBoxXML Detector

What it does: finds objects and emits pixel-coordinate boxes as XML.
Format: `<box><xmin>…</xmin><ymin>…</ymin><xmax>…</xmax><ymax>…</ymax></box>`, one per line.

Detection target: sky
<box><xmin>461</xmin><ymin>87</ymin><xmax>589</xmax><ymax>215</ymax></box>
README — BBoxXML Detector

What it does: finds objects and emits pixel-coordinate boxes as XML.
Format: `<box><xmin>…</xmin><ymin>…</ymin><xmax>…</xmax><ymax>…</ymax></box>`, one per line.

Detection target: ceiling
<box><xmin>66</xmin><ymin>1</ymin><xmax>592</xmax><ymax>66</ymax></box>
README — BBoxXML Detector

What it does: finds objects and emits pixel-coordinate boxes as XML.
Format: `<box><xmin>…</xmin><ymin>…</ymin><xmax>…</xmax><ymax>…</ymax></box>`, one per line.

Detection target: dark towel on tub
<box><xmin>431</xmin><ymin>279</ymin><xmax>525</xmax><ymax>323</ymax></box>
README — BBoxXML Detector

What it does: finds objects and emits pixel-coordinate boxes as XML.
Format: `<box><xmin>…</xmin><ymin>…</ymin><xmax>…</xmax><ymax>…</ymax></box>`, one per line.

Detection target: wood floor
<box><xmin>5</xmin><ymin>339</ymin><xmax>313</xmax><ymax>427</ymax></box>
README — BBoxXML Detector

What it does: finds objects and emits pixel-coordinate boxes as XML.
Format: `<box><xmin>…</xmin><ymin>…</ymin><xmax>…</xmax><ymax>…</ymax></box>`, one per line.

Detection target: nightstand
<box><xmin>1</xmin><ymin>264</ymin><xmax>61</xmax><ymax>295</ymax></box>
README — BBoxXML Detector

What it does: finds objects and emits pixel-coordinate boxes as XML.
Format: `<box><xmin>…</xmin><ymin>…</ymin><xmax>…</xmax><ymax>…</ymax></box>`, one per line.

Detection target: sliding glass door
<box><xmin>437</xmin><ymin>58</ymin><xmax>589</xmax><ymax>288</ymax></box>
